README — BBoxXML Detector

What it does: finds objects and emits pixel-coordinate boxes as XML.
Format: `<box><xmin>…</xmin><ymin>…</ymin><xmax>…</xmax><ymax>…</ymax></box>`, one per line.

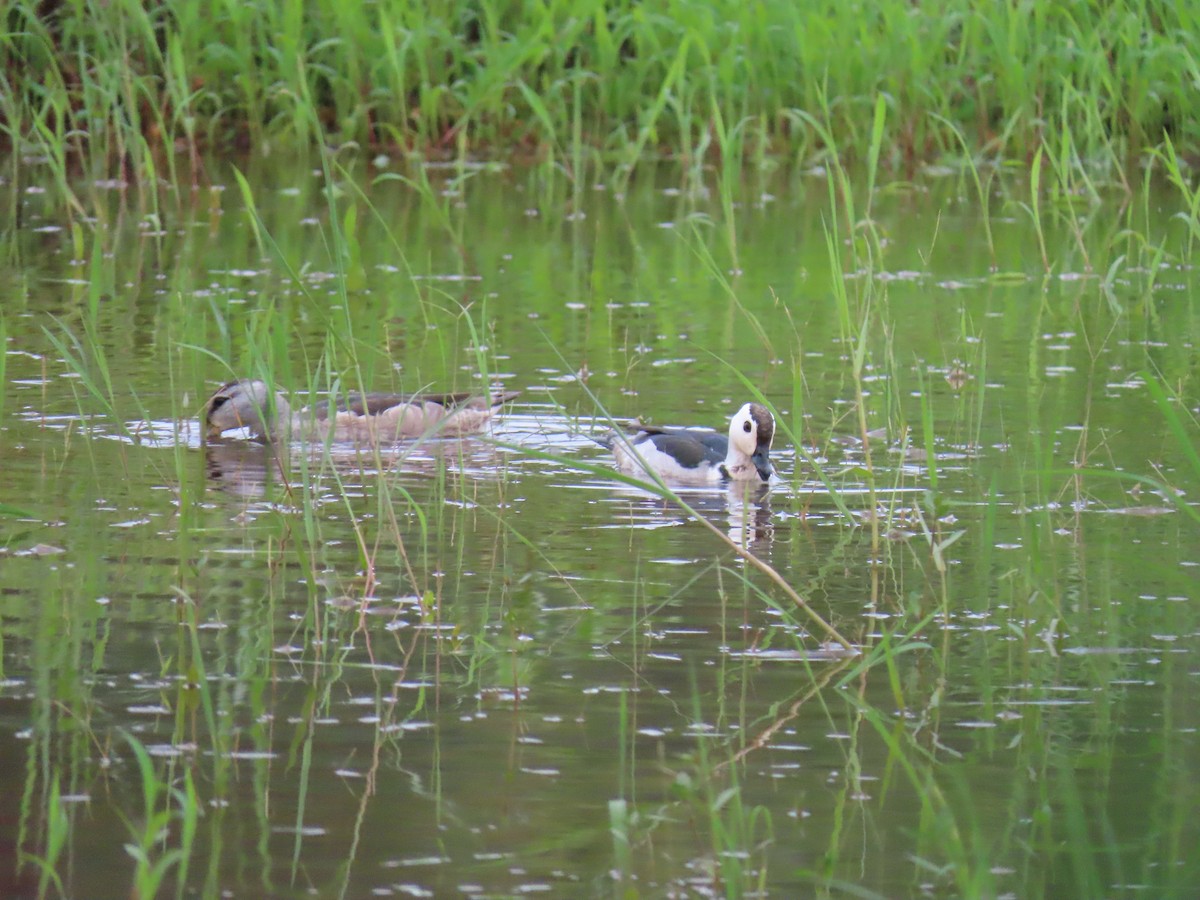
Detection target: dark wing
<box><xmin>359</xmin><ymin>392</ymin><xmax>451</xmax><ymax>415</ymax></box>
<box><xmin>320</xmin><ymin>390</ymin><xmax>518</xmax><ymax>419</ymax></box>
<box><xmin>316</xmin><ymin>392</ymin><xmax>460</xmax><ymax>419</ymax></box>
<box><xmin>313</xmin><ymin>393</ymin><xmax>408</xmax><ymax>420</ymax></box>
<box><xmin>643</xmin><ymin>430</ymin><xmax>727</xmax><ymax>469</ymax></box>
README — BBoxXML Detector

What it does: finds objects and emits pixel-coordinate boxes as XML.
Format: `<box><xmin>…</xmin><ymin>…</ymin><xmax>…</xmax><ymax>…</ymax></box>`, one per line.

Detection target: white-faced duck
<box><xmin>608</xmin><ymin>402</ymin><xmax>775</xmax><ymax>485</ymax></box>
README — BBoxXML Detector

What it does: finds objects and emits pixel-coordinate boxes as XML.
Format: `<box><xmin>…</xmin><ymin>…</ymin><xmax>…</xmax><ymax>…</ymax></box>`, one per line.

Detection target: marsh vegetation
<box><xmin>2</xmin><ymin>2</ymin><xmax>1200</xmax><ymax>898</ymax></box>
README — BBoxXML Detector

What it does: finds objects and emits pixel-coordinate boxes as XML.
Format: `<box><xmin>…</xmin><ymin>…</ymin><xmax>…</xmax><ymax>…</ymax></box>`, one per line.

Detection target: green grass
<box><xmin>3</xmin><ymin>0</ymin><xmax>1200</xmax><ymax>181</ymax></box>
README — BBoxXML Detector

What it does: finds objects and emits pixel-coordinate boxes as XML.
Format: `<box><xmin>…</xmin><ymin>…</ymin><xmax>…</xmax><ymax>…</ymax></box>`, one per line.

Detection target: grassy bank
<box><xmin>3</xmin><ymin>0</ymin><xmax>1197</xmax><ymax>176</ymax></box>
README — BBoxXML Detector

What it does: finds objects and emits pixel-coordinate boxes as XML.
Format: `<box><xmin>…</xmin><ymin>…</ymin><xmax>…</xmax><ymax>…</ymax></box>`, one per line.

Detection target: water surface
<box><xmin>1</xmin><ymin>157</ymin><xmax>1197</xmax><ymax>898</ymax></box>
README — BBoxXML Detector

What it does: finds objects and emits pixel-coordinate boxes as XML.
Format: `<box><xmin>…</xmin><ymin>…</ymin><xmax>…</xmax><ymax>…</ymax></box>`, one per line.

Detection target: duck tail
<box><xmin>489</xmin><ymin>390</ymin><xmax>521</xmax><ymax>409</ymax></box>
<box><xmin>589</xmin><ymin>418</ymin><xmax>649</xmax><ymax>449</ymax></box>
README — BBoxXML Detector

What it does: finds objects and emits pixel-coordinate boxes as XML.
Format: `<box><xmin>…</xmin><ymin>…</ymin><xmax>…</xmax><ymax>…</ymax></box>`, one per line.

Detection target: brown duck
<box><xmin>205</xmin><ymin>379</ymin><xmax>518</xmax><ymax>442</ymax></box>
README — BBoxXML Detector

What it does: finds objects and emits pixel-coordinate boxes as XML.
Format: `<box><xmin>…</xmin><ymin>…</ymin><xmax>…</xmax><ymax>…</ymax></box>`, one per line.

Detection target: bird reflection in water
<box><xmin>611</xmin><ymin>478</ymin><xmax>775</xmax><ymax>550</ymax></box>
<box><xmin>721</xmin><ymin>479</ymin><xmax>774</xmax><ymax>549</ymax></box>
<box><xmin>203</xmin><ymin>436</ymin><xmax>514</xmax><ymax>501</ymax></box>
<box><xmin>203</xmin><ymin>440</ymin><xmax>291</xmax><ymax>500</ymax></box>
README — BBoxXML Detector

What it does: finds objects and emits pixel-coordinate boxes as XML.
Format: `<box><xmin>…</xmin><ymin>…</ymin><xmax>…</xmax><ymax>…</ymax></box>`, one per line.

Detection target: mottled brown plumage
<box><xmin>205</xmin><ymin>379</ymin><xmax>518</xmax><ymax>442</ymax></box>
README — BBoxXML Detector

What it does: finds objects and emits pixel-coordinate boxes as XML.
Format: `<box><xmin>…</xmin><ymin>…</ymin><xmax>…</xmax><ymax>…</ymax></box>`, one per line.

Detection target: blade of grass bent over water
<box><xmin>526</xmin><ymin>330</ymin><xmax>855</xmax><ymax>651</ymax></box>
<box><xmin>492</xmin><ymin>439</ymin><xmax>855</xmax><ymax>654</ymax></box>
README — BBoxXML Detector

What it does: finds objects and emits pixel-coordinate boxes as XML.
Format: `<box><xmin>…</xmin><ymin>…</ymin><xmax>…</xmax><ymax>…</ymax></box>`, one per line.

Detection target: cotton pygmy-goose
<box><xmin>204</xmin><ymin>379</ymin><xmax>518</xmax><ymax>442</ymax></box>
<box><xmin>608</xmin><ymin>402</ymin><xmax>775</xmax><ymax>485</ymax></box>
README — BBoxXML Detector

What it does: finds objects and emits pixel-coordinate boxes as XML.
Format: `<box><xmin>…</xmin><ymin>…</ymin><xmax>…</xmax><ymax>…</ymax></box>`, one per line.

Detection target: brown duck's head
<box><xmin>205</xmin><ymin>379</ymin><xmax>290</xmax><ymax>441</ymax></box>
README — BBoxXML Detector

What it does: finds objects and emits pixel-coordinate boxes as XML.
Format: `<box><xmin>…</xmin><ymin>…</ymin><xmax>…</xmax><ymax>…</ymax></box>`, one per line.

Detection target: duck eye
<box><xmin>742</xmin><ymin>420</ymin><xmax>752</xmax><ymax>433</ymax></box>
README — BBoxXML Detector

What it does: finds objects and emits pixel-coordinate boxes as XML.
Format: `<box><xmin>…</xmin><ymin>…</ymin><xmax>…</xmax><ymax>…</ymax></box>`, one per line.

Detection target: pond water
<box><xmin>1</xmin><ymin>157</ymin><xmax>1198</xmax><ymax>898</ymax></box>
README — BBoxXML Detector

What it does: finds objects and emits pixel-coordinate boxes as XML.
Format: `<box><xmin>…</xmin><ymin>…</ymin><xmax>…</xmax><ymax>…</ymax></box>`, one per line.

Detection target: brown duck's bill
<box><xmin>207</xmin><ymin>420</ymin><xmax>240</xmax><ymax>438</ymax></box>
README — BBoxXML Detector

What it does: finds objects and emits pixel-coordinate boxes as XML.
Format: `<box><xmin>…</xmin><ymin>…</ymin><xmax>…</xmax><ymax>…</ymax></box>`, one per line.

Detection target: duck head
<box><xmin>205</xmin><ymin>379</ymin><xmax>291</xmax><ymax>441</ymax></box>
<box><xmin>727</xmin><ymin>402</ymin><xmax>775</xmax><ymax>482</ymax></box>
